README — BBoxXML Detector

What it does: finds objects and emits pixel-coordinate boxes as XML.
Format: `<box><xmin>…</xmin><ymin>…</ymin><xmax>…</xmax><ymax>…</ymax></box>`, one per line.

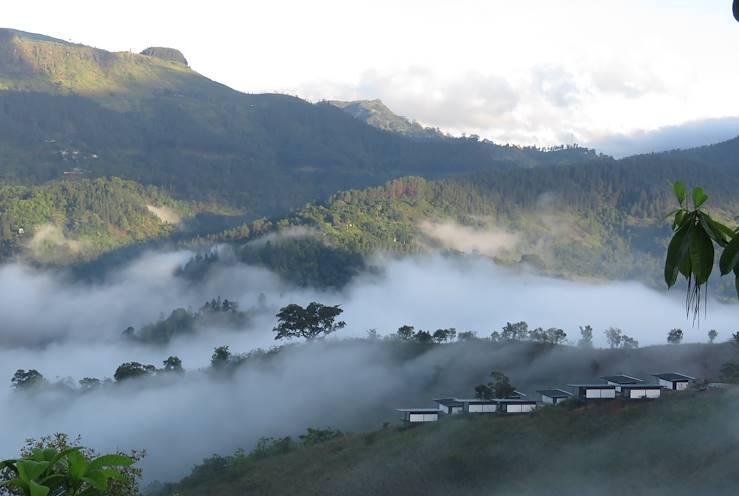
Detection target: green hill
<box><xmin>203</xmin><ymin>152</ymin><xmax>739</xmax><ymax>292</ymax></box>
<box><xmin>0</xmin><ymin>176</ymin><xmax>206</xmax><ymax>263</ymax></box>
<box><xmin>158</xmin><ymin>389</ymin><xmax>739</xmax><ymax>496</ymax></box>
<box><xmin>0</xmin><ymin>28</ymin><xmax>597</xmax><ymax>215</ymax></box>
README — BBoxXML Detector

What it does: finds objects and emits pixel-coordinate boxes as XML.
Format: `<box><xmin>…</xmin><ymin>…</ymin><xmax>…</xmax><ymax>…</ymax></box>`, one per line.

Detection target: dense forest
<box><xmin>196</xmin><ymin>151</ymin><xmax>739</xmax><ymax>293</ymax></box>
<box><xmin>0</xmin><ymin>177</ymin><xmax>198</xmax><ymax>263</ymax></box>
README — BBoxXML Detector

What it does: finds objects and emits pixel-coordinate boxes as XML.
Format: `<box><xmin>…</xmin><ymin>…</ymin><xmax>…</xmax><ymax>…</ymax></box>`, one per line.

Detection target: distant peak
<box><xmin>140</xmin><ymin>47</ymin><xmax>188</xmax><ymax>66</ymax></box>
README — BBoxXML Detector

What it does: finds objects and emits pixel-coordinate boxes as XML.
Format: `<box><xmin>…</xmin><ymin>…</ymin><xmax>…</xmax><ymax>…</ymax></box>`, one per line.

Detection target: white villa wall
<box><xmin>676</xmin><ymin>381</ymin><xmax>689</xmax><ymax>390</ymax></box>
<box><xmin>542</xmin><ymin>396</ymin><xmax>554</xmax><ymax>404</ymax></box>
<box><xmin>646</xmin><ymin>389</ymin><xmax>661</xmax><ymax>398</ymax></box>
<box><xmin>409</xmin><ymin>413</ymin><xmax>438</xmax><ymax>422</ymax></box>
<box><xmin>658</xmin><ymin>378</ymin><xmax>672</xmax><ymax>388</ymax></box>
<box><xmin>585</xmin><ymin>388</ymin><xmax>616</xmax><ymax>399</ymax></box>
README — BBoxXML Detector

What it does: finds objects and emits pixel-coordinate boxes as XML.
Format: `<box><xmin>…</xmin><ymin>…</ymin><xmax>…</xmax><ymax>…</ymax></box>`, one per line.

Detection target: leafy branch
<box><xmin>664</xmin><ymin>181</ymin><xmax>739</xmax><ymax>321</ymax></box>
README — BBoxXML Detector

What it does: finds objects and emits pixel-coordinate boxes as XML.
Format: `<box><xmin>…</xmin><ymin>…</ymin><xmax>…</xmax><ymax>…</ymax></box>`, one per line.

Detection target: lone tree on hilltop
<box><xmin>708</xmin><ymin>329</ymin><xmax>718</xmax><ymax>343</ymax></box>
<box><xmin>273</xmin><ymin>302</ymin><xmax>345</xmax><ymax>340</ymax></box>
<box><xmin>667</xmin><ymin>328</ymin><xmax>684</xmax><ymax>345</ymax></box>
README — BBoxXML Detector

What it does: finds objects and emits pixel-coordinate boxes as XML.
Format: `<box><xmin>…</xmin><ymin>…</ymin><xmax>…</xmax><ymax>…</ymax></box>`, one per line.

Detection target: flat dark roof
<box><xmin>456</xmin><ymin>398</ymin><xmax>498</xmax><ymax>404</ymax></box>
<box><xmin>396</xmin><ymin>408</ymin><xmax>440</xmax><ymax>413</ymax></box>
<box><xmin>653</xmin><ymin>373</ymin><xmax>695</xmax><ymax>381</ymax></box>
<box><xmin>433</xmin><ymin>398</ymin><xmax>464</xmax><ymax>407</ymax></box>
<box><xmin>568</xmin><ymin>384</ymin><xmax>617</xmax><ymax>388</ymax></box>
<box><xmin>602</xmin><ymin>375</ymin><xmax>643</xmax><ymax>384</ymax></box>
<box><xmin>537</xmin><ymin>389</ymin><xmax>573</xmax><ymax>398</ymax></box>
<box><xmin>620</xmin><ymin>384</ymin><xmax>663</xmax><ymax>389</ymax></box>
<box><xmin>494</xmin><ymin>398</ymin><xmax>538</xmax><ymax>404</ymax></box>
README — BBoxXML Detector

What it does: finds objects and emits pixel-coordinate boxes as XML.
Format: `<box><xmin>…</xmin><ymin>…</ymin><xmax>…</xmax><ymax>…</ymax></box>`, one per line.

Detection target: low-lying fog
<box><xmin>1</xmin><ymin>249</ymin><xmax>738</xmax><ymax>481</ymax></box>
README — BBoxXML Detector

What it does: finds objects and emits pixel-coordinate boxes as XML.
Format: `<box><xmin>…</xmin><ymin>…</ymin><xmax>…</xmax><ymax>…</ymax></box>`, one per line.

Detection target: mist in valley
<box><xmin>1</xmin><ymin>247</ymin><xmax>738</xmax><ymax>482</ymax></box>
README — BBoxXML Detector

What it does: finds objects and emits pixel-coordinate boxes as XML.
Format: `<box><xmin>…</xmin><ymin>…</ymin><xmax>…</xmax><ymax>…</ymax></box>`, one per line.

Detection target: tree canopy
<box><xmin>273</xmin><ymin>302</ymin><xmax>346</xmax><ymax>340</ymax></box>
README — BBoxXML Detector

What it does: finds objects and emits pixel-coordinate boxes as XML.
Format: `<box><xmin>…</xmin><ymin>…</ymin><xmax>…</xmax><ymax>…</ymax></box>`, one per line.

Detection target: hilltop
<box><xmin>0</xmin><ymin>28</ymin><xmax>593</xmax><ymax>216</ymax></box>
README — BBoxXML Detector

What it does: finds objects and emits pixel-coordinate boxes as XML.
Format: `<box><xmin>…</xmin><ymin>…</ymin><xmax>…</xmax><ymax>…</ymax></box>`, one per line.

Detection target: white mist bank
<box><xmin>1</xmin><ymin>250</ymin><xmax>738</xmax><ymax>481</ymax></box>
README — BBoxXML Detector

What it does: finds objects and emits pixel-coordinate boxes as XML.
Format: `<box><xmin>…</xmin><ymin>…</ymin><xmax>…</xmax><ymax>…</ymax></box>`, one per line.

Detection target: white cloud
<box><xmin>3</xmin><ymin>1</ymin><xmax>739</xmax><ymax>148</ymax></box>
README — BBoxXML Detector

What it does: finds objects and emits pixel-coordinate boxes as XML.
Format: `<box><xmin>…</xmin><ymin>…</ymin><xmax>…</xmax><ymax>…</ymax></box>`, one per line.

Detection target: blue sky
<box><xmin>4</xmin><ymin>0</ymin><xmax>739</xmax><ymax>153</ymax></box>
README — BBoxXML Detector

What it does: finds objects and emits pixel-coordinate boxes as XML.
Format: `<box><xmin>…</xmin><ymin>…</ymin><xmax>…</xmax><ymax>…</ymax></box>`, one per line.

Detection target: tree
<box><xmin>708</xmin><ymin>329</ymin><xmax>718</xmax><ymax>343</ymax></box>
<box><xmin>604</xmin><ymin>327</ymin><xmax>623</xmax><ymax>349</ymax></box>
<box><xmin>621</xmin><ymin>335</ymin><xmax>639</xmax><ymax>349</ymax></box>
<box><xmin>475</xmin><ymin>371</ymin><xmax>516</xmax><ymax>399</ymax></box>
<box><xmin>432</xmin><ymin>328</ymin><xmax>453</xmax><ymax>343</ymax></box>
<box><xmin>211</xmin><ymin>346</ymin><xmax>232</xmax><ymax>370</ymax></box>
<box><xmin>79</xmin><ymin>377</ymin><xmax>101</xmax><ymax>391</ymax></box>
<box><xmin>664</xmin><ymin>182</ymin><xmax>738</xmax><ymax>320</ymax></box>
<box><xmin>578</xmin><ymin>325</ymin><xmax>594</xmax><ymax>348</ymax></box>
<box><xmin>501</xmin><ymin>321</ymin><xmax>529</xmax><ymax>342</ymax></box>
<box><xmin>396</xmin><ymin>325</ymin><xmax>415</xmax><ymax>340</ymax></box>
<box><xmin>667</xmin><ymin>328</ymin><xmax>684</xmax><ymax>345</ymax></box>
<box><xmin>273</xmin><ymin>302</ymin><xmax>346</xmax><ymax>340</ymax></box>
<box><xmin>414</xmin><ymin>330</ymin><xmax>433</xmax><ymax>343</ymax></box>
<box><xmin>545</xmin><ymin>328</ymin><xmax>567</xmax><ymax>345</ymax></box>
<box><xmin>114</xmin><ymin>362</ymin><xmax>156</xmax><ymax>382</ymax></box>
<box><xmin>458</xmin><ymin>331</ymin><xmax>477</xmax><ymax>342</ymax></box>
<box><xmin>489</xmin><ymin>331</ymin><xmax>502</xmax><ymax>343</ymax></box>
<box><xmin>10</xmin><ymin>369</ymin><xmax>45</xmax><ymax>390</ymax></box>
<box><xmin>163</xmin><ymin>356</ymin><xmax>184</xmax><ymax>373</ymax></box>
<box><xmin>474</xmin><ymin>384</ymin><xmax>494</xmax><ymax>400</ymax></box>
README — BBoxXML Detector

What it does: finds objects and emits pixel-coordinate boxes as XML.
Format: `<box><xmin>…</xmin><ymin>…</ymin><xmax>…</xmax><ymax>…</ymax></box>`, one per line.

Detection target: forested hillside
<box><xmin>203</xmin><ymin>153</ymin><xmax>739</xmax><ymax>292</ymax></box>
<box><xmin>0</xmin><ymin>28</ymin><xmax>596</xmax><ymax>215</ymax></box>
<box><xmin>0</xmin><ymin>177</ymin><xmax>200</xmax><ymax>263</ymax></box>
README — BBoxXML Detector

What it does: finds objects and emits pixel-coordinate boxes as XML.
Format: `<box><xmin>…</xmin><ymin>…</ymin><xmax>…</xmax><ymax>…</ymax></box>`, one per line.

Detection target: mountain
<box><xmin>325</xmin><ymin>99</ymin><xmax>444</xmax><ymax>139</ymax></box>
<box><xmin>0</xmin><ymin>28</ymin><xmax>597</xmax><ymax>217</ymax></box>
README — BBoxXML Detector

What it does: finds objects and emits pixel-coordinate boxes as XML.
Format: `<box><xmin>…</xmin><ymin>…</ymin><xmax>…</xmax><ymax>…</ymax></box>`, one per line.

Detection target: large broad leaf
<box><xmin>692</xmin><ymin>187</ymin><xmax>708</xmax><ymax>209</ymax></box>
<box><xmin>665</xmin><ymin>223</ymin><xmax>692</xmax><ymax>287</ymax></box>
<box><xmin>689</xmin><ymin>226</ymin><xmax>714</xmax><ymax>285</ymax></box>
<box><xmin>65</xmin><ymin>449</ymin><xmax>88</xmax><ymax>480</ymax></box>
<box><xmin>719</xmin><ymin>235</ymin><xmax>739</xmax><ymax>275</ymax></box>
<box><xmin>673</xmin><ymin>181</ymin><xmax>686</xmax><ymax>207</ymax></box>
<box><xmin>87</xmin><ymin>454</ymin><xmax>133</xmax><ymax>471</ymax></box>
<box><xmin>734</xmin><ymin>266</ymin><xmax>739</xmax><ymax>299</ymax></box>
<box><xmin>28</xmin><ymin>480</ymin><xmax>50</xmax><ymax>496</ymax></box>
<box><xmin>16</xmin><ymin>460</ymin><xmax>51</xmax><ymax>483</ymax></box>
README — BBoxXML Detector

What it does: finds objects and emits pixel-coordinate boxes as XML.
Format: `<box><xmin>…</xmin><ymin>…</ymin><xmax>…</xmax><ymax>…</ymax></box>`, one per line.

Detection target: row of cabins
<box><xmin>398</xmin><ymin>372</ymin><xmax>694</xmax><ymax>423</ymax></box>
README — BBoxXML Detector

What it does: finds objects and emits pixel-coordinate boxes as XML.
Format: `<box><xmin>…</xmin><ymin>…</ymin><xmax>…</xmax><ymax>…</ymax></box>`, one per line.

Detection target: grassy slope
<box><xmin>162</xmin><ymin>388</ymin><xmax>739</xmax><ymax>496</ymax></box>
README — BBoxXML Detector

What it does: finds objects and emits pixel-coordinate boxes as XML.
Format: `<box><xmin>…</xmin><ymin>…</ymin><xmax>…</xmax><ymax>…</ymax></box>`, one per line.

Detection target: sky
<box><xmin>3</xmin><ymin>1</ymin><xmax>739</xmax><ymax>153</ymax></box>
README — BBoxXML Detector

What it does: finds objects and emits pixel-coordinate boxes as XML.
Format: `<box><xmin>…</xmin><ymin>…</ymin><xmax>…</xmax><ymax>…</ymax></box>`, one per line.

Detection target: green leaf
<box><xmin>81</xmin><ymin>473</ymin><xmax>108</xmax><ymax>491</ymax></box>
<box><xmin>720</xmin><ymin>235</ymin><xmax>739</xmax><ymax>275</ymax></box>
<box><xmin>66</xmin><ymin>449</ymin><xmax>88</xmax><ymax>480</ymax></box>
<box><xmin>734</xmin><ymin>267</ymin><xmax>739</xmax><ymax>300</ymax></box>
<box><xmin>673</xmin><ymin>181</ymin><xmax>686</xmax><ymax>207</ymax></box>
<box><xmin>87</xmin><ymin>454</ymin><xmax>133</xmax><ymax>471</ymax></box>
<box><xmin>689</xmin><ymin>226</ymin><xmax>714</xmax><ymax>285</ymax></box>
<box><xmin>28</xmin><ymin>480</ymin><xmax>50</xmax><ymax>496</ymax></box>
<box><xmin>692</xmin><ymin>186</ymin><xmax>708</xmax><ymax>209</ymax></box>
<box><xmin>665</xmin><ymin>223</ymin><xmax>692</xmax><ymax>287</ymax></box>
<box><xmin>699</xmin><ymin>215</ymin><xmax>727</xmax><ymax>247</ymax></box>
<box><xmin>16</xmin><ymin>460</ymin><xmax>51</xmax><ymax>483</ymax></box>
